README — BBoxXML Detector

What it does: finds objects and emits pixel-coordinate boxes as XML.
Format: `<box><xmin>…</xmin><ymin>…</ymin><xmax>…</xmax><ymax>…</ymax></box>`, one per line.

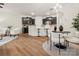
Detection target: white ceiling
<box><xmin>0</xmin><ymin>3</ymin><xmax>79</xmax><ymax>16</ymax></box>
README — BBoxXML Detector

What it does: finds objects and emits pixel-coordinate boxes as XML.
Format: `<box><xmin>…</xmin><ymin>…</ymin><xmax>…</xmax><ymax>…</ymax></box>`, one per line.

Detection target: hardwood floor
<box><xmin>0</xmin><ymin>34</ymin><xmax>49</xmax><ymax>56</ymax></box>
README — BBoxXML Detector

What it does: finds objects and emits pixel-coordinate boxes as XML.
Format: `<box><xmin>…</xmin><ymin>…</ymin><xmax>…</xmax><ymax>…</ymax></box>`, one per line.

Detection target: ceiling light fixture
<box><xmin>0</xmin><ymin>3</ymin><xmax>4</xmax><ymax>8</ymax></box>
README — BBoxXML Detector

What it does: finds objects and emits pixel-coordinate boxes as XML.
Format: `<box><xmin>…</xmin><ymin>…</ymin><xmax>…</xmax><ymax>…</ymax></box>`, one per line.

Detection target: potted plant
<box><xmin>72</xmin><ymin>13</ymin><xmax>79</xmax><ymax>31</ymax></box>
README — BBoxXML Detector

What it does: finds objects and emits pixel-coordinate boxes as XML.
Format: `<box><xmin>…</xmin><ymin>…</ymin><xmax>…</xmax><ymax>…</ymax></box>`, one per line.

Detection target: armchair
<box><xmin>0</xmin><ymin>27</ymin><xmax>7</xmax><ymax>35</ymax></box>
<box><xmin>10</xmin><ymin>27</ymin><xmax>22</xmax><ymax>37</ymax></box>
<box><xmin>0</xmin><ymin>27</ymin><xmax>7</xmax><ymax>39</ymax></box>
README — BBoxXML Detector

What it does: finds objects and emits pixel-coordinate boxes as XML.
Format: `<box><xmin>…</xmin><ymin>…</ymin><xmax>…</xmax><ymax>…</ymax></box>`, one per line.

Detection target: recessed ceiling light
<box><xmin>31</xmin><ymin>12</ymin><xmax>35</xmax><ymax>15</ymax></box>
<box><xmin>0</xmin><ymin>3</ymin><xmax>4</xmax><ymax>8</ymax></box>
<box><xmin>54</xmin><ymin>3</ymin><xmax>62</xmax><ymax>10</ymax></box>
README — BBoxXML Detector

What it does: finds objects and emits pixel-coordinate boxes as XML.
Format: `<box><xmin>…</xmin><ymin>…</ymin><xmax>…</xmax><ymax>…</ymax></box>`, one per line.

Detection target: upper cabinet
<box><xmin>22</xmin><ymin>17</ymin><xmax>35</xmax><ymax>25</ymax></box>
<box><xmin>42</xmin><ymin>17</ymin><xmax>57</xmax><ymax>25</ymax></box>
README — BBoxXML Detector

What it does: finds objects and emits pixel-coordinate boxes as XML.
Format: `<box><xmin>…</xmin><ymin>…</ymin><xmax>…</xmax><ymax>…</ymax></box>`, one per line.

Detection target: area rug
<box><xmin>0</xmin><ymin>36</ymin><xmax>18</xmax><ymax>46</ymax></box>
<box><xmin>43</xmin><ymin>41</ymin><xmax>79</xmax><ymax>56</ymax></box>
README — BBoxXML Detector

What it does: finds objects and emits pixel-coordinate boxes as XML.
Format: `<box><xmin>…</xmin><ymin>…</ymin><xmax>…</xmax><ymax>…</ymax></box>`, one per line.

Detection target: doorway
<box><xmin>22</xmin><ymin>26</ymin><xmax>28</xmax><ymax>33</ymax></box>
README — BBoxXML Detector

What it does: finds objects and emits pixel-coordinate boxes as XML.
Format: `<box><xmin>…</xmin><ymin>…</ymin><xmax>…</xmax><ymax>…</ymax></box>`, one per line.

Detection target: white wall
<box><xmin>0</xmin><ymin>3</ymin><xmax>79</xmax><ymax>33</ymax></box>
<box><xmin>33</xmin><ymin>4</ymin><xmax>79</xmax><ymax>33</ymax></box>
<box><xmin>61</xmin><ymin>4</ymin><xmax>79</xmax><ymax>32</ymax></box>
<box><xmin>0</xmin><ymin>11</ymin><xmax>22</xmax><ymax>28</ymax></box>
<box><xmin>35</xmin><ymin>16</ymin><xmax>43</xmax><ymax>28</ymax></box>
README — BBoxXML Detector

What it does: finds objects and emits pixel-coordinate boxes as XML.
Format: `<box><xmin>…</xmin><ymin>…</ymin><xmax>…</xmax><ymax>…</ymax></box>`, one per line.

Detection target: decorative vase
<box><xmin>59</xmin><ymin>25</ymin><xmax>63</xmax><ymax>32</ymax></box>
<box><xmin>54</xmin><ymin>26</ymin><xmax>57</xmax><ymax>32</ymax></box>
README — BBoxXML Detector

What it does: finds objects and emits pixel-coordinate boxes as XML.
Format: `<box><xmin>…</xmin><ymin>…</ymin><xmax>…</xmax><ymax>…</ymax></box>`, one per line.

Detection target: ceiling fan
<box><xmin>0</xmin><ymin>3</ymin><xmax>4</xmax><ymax>8</ymax></box>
